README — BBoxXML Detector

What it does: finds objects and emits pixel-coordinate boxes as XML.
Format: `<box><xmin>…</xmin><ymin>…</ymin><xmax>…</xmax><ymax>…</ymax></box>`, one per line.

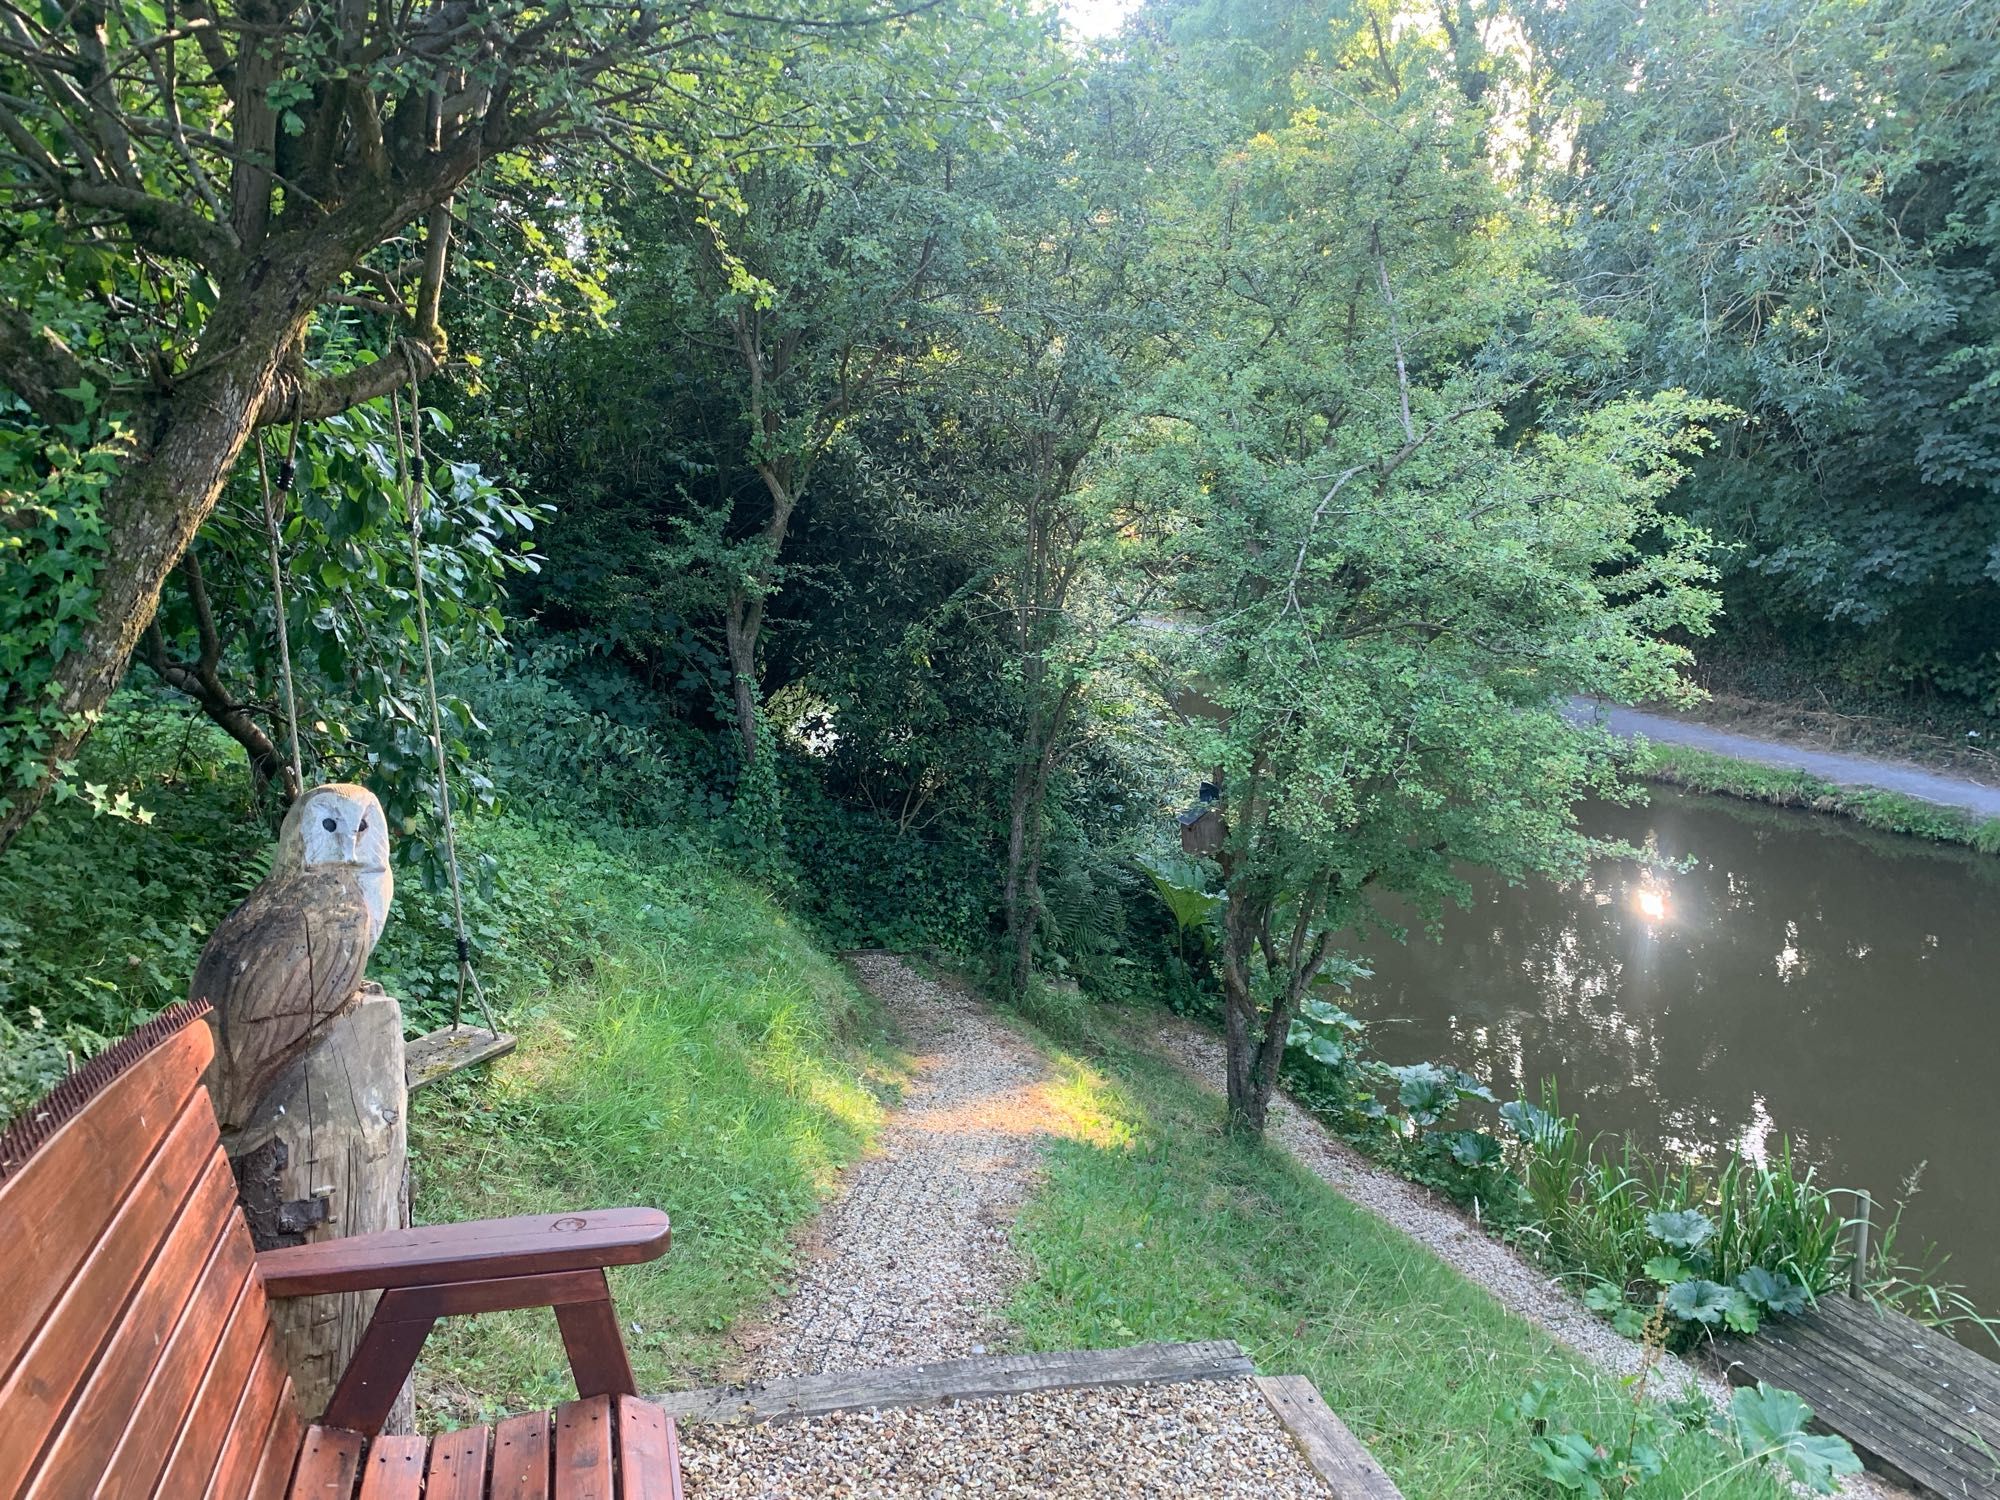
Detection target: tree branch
<box><xmin>0</xmin><ymin>92</ymin><xmax>66</xmax><ymax>182</ymax></box>
<box><xmin>256</xmin><ymin>339</ymin><xmax>436</xmax><ymax>425</ymax></box>
<box><xmin>1373</xmin><ymin>234</ymin><xmax>1415</xmax><ymax>445</ymax></box>
<box><xmin>413</xmin><ymin>201</ymin><xmax>452</xmax><ymax>340</ymax></box>
<box><xmin>0</xmin><ymin>302</ymin><xmax>89</xmax><ymax>425</ymax></box>
<box><xmin>61</xmin><ymin>177</ymin><xmax>240</xmax><ymax>267</ymax></box>
<box><xmin>175</xmin><ymin>0</ymin><xmax>237</xmax><ymax>86</ymax></box>
<box><xmin>180</xmin><ymin>546</ymin><xmax>224</xmax><ymax>685</ymax></box>
<box><xmin>142</xmin><ymin>618</ymin><xmax>291</xmax><ymax>795</ymax></box>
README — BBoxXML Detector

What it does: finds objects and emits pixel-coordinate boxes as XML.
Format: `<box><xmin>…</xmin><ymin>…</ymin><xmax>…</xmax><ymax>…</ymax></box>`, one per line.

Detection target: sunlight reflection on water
<box><xmin>1349</xmin><ymin>788</ymin><xmax>2000</xmax><ymax>1325</ymax></box>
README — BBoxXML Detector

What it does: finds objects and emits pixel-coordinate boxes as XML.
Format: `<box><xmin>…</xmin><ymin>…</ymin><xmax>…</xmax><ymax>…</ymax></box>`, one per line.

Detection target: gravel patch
<box><xmin>1146</xmin><ymin>1017</ymin><xmax>1907</xmax><ymax>1500</ymax></box>
<box><xmin>738</xmin><ymin>954</ymin><xmax>1063</xmax><ymax>1378</ymax></box>
<box><xmin>679</xmin><ymin>1376</ymin><xmax>1329</xmax><ymax>1498</ymax></box>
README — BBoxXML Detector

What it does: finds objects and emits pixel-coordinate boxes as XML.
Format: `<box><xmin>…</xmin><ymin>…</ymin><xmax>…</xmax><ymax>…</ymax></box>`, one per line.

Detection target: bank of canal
<box><xmin>1350</xmin><ymin>787</ymin><xmax>2000</xmax><ymax>1332</ymax></box>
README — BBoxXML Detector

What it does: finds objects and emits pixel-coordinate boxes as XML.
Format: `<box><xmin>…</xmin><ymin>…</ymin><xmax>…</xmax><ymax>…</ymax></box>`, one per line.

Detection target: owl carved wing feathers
<box><xmin>193</xmin><ymin>863</ymin><xmax>376</xmax><ymax>1134</ymax></box>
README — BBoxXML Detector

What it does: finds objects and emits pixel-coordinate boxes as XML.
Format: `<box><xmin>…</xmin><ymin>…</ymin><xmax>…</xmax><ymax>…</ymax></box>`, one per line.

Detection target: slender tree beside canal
<box><xmin>1132</xmin><ymin>9</ymin><xmax>1725</xmax><ymax>1134</ymax></box>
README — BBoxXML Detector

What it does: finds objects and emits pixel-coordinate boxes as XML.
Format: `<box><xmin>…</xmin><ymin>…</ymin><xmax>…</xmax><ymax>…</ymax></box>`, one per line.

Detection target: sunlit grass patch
<box><xmin>1008</xmin><ymin>1038</ymin><xmax>1797</xmax><ymax>1500</ymax></box>
<box><xmin>409</xmin><ymin>824</ymin><xmax>901</xmax><ymax>1427</ymax></box>
<box><xmin>1038</xmin><ymin>1050</ymin><xmax>1138</xmax><ymax>1152</ymax></box>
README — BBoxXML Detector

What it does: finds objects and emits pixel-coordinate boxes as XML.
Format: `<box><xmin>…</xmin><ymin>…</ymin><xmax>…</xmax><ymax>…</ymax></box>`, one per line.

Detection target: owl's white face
<box><xmin>288</xmin><ymin>784</ymin><xmax>394</xmax><ymax>942</ymax></box>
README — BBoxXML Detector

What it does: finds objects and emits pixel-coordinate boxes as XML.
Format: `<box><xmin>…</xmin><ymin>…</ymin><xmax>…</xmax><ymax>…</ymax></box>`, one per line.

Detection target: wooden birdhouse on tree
<box><xmin>1178</xmin><ymin>781</ymin><xmax>1225</xmax><ymax>857</ymax></box>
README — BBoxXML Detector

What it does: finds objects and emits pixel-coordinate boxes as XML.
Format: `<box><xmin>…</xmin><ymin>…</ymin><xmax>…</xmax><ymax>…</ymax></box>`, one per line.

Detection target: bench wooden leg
<box><xmin>321</xmin><ymin>1291</ymin><xmax>436</xmax><ymax>1434</ymax></box>
<box><xmin>553</xmin><ymin>1271</ymin><xmax>638</xmax><ymax>1398</ymax></box>
<box><xmin>315</xmin><ymin>1268</ymin><xmax>639</xmax><ymax>1435</ymax></box>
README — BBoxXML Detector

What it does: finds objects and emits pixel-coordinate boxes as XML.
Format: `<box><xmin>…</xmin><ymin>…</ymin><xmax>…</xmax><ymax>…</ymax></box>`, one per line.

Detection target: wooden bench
<box><xmin>0</xmin><ymin>1000</ymin><xmax>684</xmax><ymax>1499</ymax></box>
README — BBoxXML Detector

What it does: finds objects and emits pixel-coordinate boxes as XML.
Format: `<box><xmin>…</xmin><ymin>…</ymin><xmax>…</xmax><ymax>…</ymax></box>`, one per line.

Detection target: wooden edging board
<box><xmin>1255</xmin><ymin>1374</ymin><xmax>1405</xmax><ymax>1500</ymax></box>
<box><xmin>656</xmin><ymin>1340</ymin><xmax>1255</xmax><ymax>1426</ymax></box>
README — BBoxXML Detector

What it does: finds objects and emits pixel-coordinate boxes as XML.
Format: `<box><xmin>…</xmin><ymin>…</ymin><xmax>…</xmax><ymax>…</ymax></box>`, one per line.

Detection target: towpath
<box><xmin>1570</xmin><ymin>698</ymin><xmax>2000</xmax><ymax>819</ymax></box>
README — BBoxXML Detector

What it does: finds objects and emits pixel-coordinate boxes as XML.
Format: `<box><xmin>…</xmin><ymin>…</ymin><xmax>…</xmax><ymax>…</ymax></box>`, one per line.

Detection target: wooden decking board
<box><xmin>1736</xmin><ymin>1310</ymin><xmax>2000</xmax><ymax>1457</ymax></box>
<box><xmin>1814</xmin><ymin>1296</ymin><xmax>2000</xmax><ymax>1424</ymax></box>
<box><xmin>1719</xmin><ymin>1330</ymin><xmax>1976</xmax><ymax>1460</ymax></box>
<box><xmin>1808</xmin><ymin>1293</ymin><xmax>1994</xmax><ymax>1386</ymax></box>
<box><xmin>1754</xmin><ymin>1316</ymin><xmax>2000</xmax><ymax>1449</ymax></box>
<box><xmin>1712</xmin><ymin>1294</ymin><xmax>2000</xmax><ymax>1497</ymax></box>
<box><xmin>1737</xmin><ymin>1318</ymin><xmax>1991</xmax><ymax>1445</ymax></box>
<box><xmin>656</xmin><ymin>1340</ymin><xmax>1256</xmax><ymax>1426</ymax></box>
<box><xmin>1718</xmin><ymin>1339</ymin><xmax>1957</xmax><ymax>1492</ymax></box>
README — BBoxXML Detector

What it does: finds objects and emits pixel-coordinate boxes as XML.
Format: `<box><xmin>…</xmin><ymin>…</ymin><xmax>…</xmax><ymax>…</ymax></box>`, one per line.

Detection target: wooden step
<box><xmin>659</xmin><ymin>1340</ymin><xmax>1256</xmax><ymax>1425</ymax></box>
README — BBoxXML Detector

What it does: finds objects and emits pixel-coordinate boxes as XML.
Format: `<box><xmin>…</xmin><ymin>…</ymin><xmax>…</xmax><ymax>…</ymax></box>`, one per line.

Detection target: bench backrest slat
<box><xmin>0</xmin><ymin>1016</ymin><xmax>295</xmax><ymax>1499</ymax></box>
<box><xmin>0</xmin><ymin>1017</ymin><xmax>207</xmax><ymax>1377</ymax></box>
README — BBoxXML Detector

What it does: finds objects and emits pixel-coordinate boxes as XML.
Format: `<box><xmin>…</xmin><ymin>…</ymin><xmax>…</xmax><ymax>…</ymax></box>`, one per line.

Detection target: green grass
<box><xmin>407</xmin><ymin>821</ymin><xmax>904</xmax><ymax>1427</ymax></box>
<box><xmin>1638</xmin><ymin>742</ymin><xmax>2000</xmax><ymax>854</ymax></box>
<box><xmin>1008</xmin><ymin>1038</ymin><xmax>1800</xmax><ymax>1500</ymax></box>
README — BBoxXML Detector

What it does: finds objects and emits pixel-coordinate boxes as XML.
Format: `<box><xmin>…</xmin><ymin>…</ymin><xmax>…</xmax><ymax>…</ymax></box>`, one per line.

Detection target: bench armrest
<box><xmin>257</xmin><ymin>1207</ymin><xmax>670</xmax><ymax>1297</ymax></box>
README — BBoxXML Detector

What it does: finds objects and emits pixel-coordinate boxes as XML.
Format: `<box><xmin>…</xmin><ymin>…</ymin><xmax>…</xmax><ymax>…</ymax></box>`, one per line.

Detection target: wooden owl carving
<box><xmin>193</xmin><ymin>783</ymin><xmax>395</xmax><ymax>1133</ymax></box>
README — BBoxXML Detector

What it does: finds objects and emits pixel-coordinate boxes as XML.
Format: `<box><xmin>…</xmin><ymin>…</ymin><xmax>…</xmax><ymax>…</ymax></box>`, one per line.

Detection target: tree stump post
<box><xmin>223</xmin><ymin>982</ymin><xmax>413</xmax><ymax>1431</ymax></box>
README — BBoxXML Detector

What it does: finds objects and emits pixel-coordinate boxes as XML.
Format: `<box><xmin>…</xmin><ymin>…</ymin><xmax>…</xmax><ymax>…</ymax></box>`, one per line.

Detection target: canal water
<box><xmin>1348</xmin><ymin>787</ymin><xmax>2000</xmax><ymax>1324</ymax></box>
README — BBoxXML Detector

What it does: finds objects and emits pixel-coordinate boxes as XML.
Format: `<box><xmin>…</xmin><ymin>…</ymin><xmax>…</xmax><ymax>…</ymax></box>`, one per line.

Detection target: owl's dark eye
<box><xmin>357</xmin><ymin>816</ymin><xmax>369</xmax><ymax>834</ymax></box>
<box><xmin>321</xmin><ymin>816</ymin><xmax>338</xmax><ymax>832</ymax></box>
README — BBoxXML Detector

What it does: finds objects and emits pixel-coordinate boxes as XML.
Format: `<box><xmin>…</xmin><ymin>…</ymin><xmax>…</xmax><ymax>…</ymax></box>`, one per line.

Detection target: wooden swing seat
<box><xmin>0</xmin><ymin>1003</ymin><xmax>684</xmax><ymax>1499</ymax></box>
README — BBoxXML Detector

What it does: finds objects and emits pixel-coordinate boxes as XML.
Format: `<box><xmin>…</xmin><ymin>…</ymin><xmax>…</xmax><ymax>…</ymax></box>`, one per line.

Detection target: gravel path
<box><xmin>721</xmin><ymin>956</ymin><xmax>1901</xmax><ymax>1496</ymax></box>
<box><xmin>678</xmin><ymin>1377</ymin><xmax>1328</xmax><ymax>1498</ymax></box>
<box><xmin>1568</xmin><ymin>696</ymin><xmax>2000</xmax><ymax>817</ymax></box>
<box><xmin>737</xmin><ymin>954</ymin><xmax>1062</xmax><ymax>1378</ymax></box>
<box><xmin>1146</xmin><ymin>1017</ymin><xmax>1906</xmax><ymax>1499</ymax></box>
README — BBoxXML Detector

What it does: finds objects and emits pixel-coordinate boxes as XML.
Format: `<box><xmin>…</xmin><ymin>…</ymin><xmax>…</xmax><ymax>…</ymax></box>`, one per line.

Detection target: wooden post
<box><xmin>1850</xmin><ymin>1189</ymin><xmax>1873</xmax><ymax>1299</ymax></box>
<box><xmin>224</xmin><ymin>984</ymin><xmax>412</xmax><ymax>1430</ymax></box>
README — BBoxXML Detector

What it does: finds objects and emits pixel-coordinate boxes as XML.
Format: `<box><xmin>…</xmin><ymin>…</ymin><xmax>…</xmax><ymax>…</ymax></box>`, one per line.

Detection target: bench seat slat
<box><xmin>354</xmin><ymin>1434</ymin><xmax>426</xmax><ymax>1500</ymax></box>
<box><xmin>554</xmin><ymin>1396</ymin><xmax>617</xmax><ymax>1500</ymax></box>
<box><xmin>423</xmin><ymin>1424</ymin><xmax>490</xmax><ymax>1500</ymax></box>
<box><xmin>279</xmin><ymin>1404</ymin><xmax>680</xmax><ymax>1500</ymax></box>
<box><xmin>615</xmin><ymin>1396</ymin><xmax>685</xmax><ymax>1500</ymax></box>
<box><xmin>490</xmin><ymin>1410</ymin><xmax>553</xmax><ymax>1500</ymax></box>
<box><xmin>287</xmin><ymin>1428</ymin><xmax>364</xmax><ymax>1500</ymax></box>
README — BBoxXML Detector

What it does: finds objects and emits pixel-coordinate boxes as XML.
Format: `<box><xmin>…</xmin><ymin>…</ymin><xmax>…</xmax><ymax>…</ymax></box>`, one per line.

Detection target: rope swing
<box><xmin>390</xmin><ymin>362</ymin><xmax>502</xmax><ymax>1041</ymax></box>
<box><xmin>252</xmin><ymin>356</ymin><xmax>502</xmax><ymax>1044</ymax></box>
<box><xmin>253</xmin><ymin>420</ymin><xmax>307</xmax><ymax>801</ymax></box>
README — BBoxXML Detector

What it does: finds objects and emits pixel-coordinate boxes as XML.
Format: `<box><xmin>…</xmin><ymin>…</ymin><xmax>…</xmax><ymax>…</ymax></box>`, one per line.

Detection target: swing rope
<box><xmin>390</xmin><ymin>363</ymin><xmax>501</xmax><ymax>1039</ymax></box>
<box><xmin>253</xmin><ymin>420</ymin><xmax>307</xmax><ymax>800</ymax></box>
<box><xmin>258</xmin><ymin>412</ymin><xmax>324</xmax><ymax>1159</ymax></box>
<box><xmin>254</xmin><ymin>357</ymin><xmax>501</xmax><ymax>1039</ymax></box>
